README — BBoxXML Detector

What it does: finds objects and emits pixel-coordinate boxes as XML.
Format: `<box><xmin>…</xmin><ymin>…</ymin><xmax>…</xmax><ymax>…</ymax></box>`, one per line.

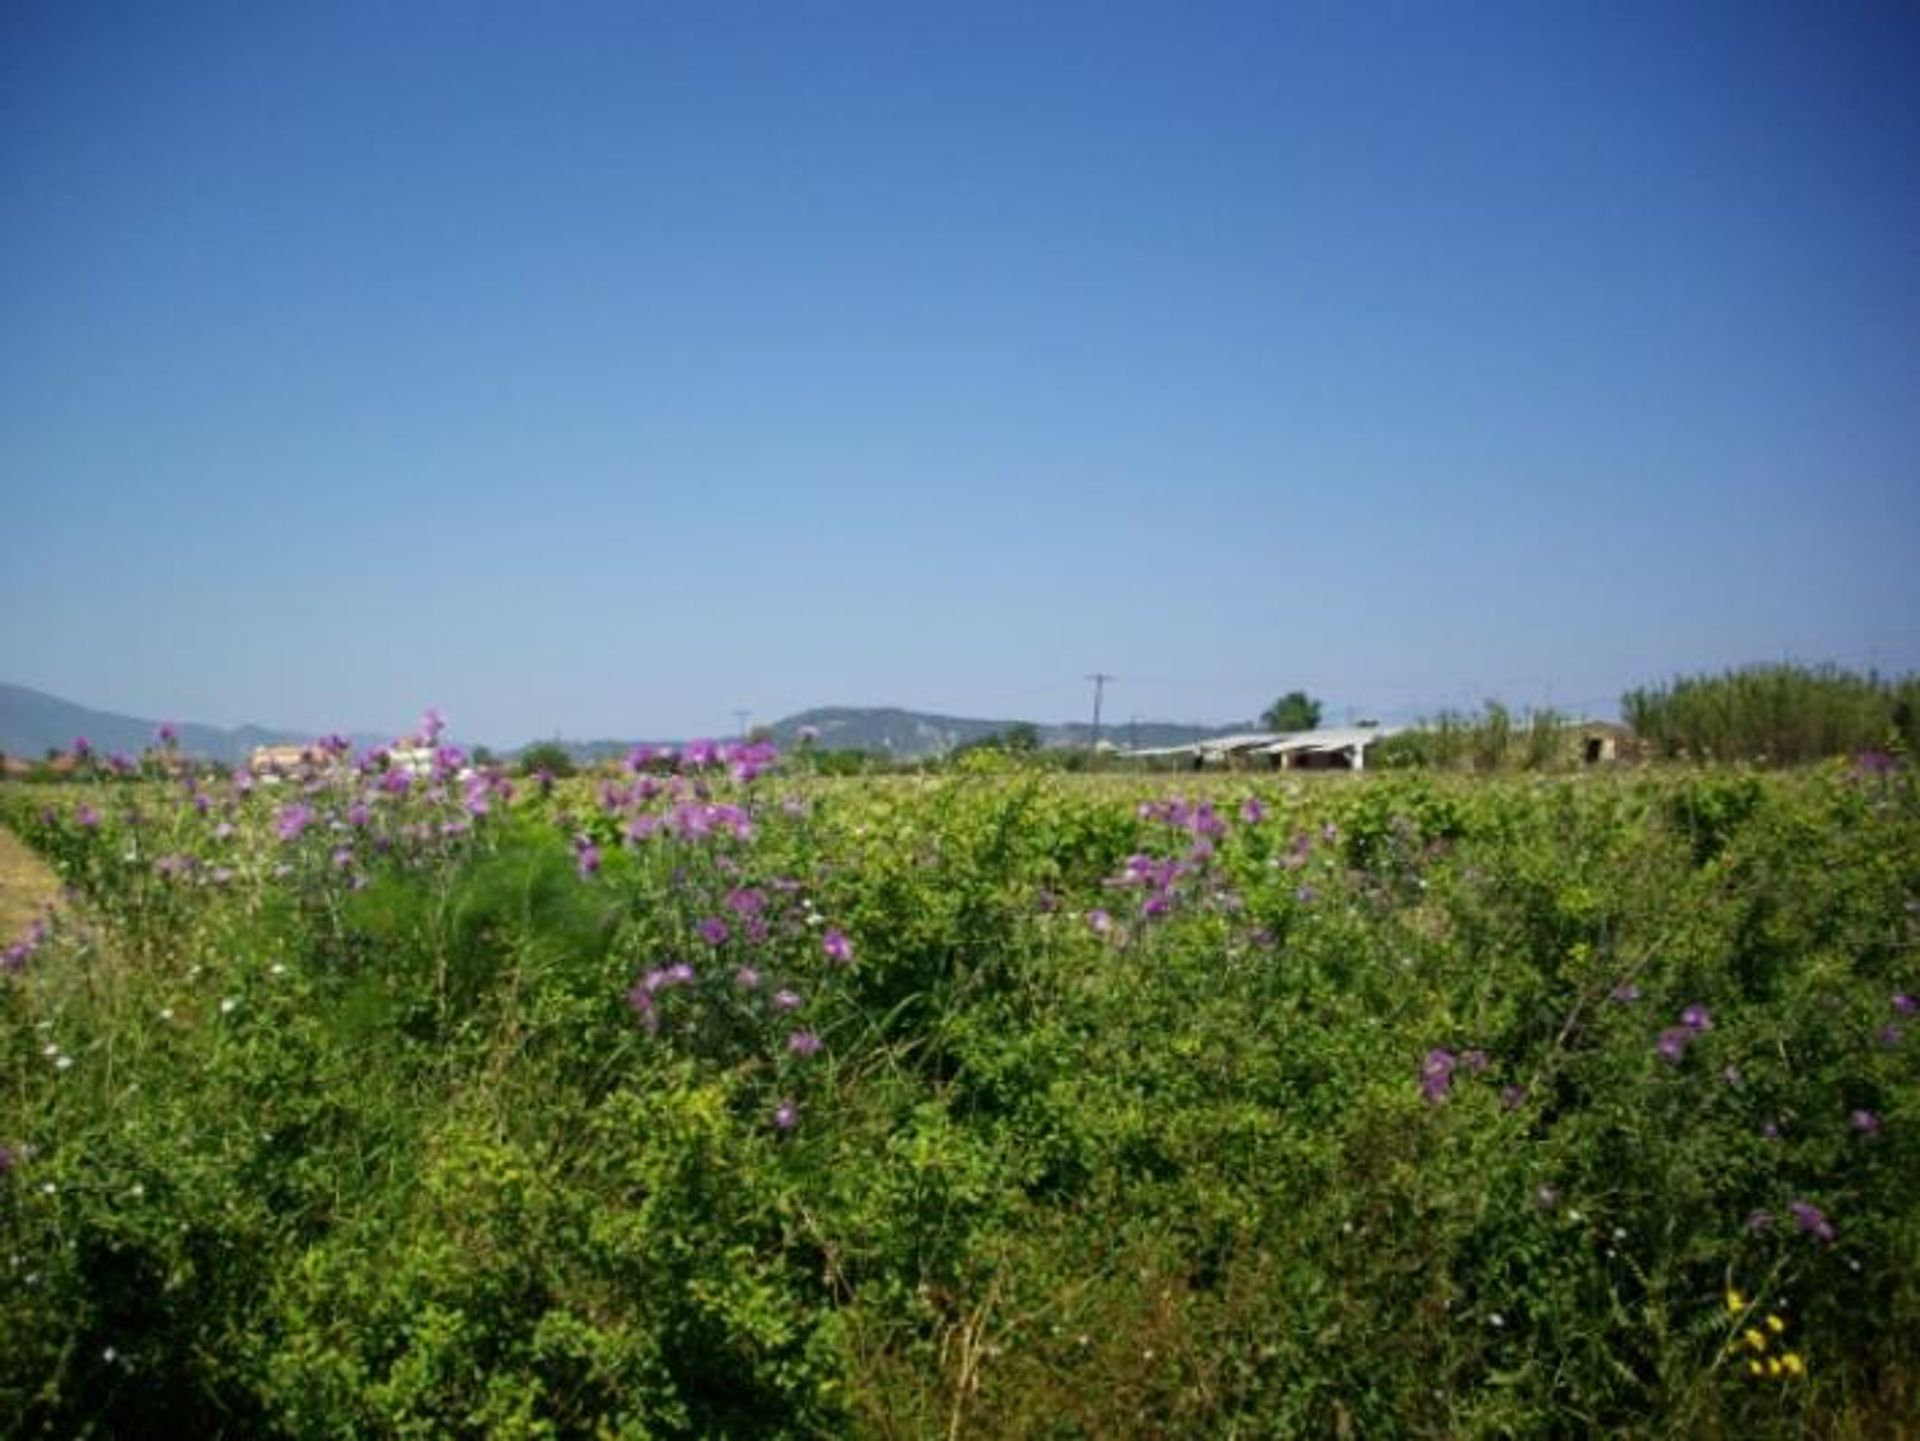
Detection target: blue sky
<box><xmin>4</xmin><ymin>1</ymin><xmax>1918</xmax><ymax>745</ymax></box>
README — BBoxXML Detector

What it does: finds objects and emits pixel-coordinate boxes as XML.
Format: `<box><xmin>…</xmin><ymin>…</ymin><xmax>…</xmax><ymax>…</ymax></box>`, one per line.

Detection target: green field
<box><xmin>3</xmin><ymin>754</ymin><xmax>1917</xmax><ymax>1436</ymax></box>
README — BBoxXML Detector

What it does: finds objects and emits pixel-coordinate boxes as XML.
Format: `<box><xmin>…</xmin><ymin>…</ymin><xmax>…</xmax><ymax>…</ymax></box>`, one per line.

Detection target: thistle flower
<box><xmin>1789</xmin><ymin>1200</ymin><xmax>1835</xmax><ymax>1243</ymax></box>
<box><xmin>1420</xmin><ymin>1048</ymin><xmax>1456</xmax><ymax>1104</ymax></box>
<box><xmin>1892</xmin><ymin>993</ymin><xmax>1917</xmax><ymax>1016</ymax></box>
<box><xmin>772</xmin><ymin>1099</ymin><xmax>799</xmax><ymax>1131</ymax></box>
<box><xmin>697</xmin><ymin>917</ymin><xmax>730</xmax><ymax>946</ymax></box>
<box><xmin>276</xmin><ymin>803</ymin><xmax>314</xmax><ymax>841</ymax></box>
<box><xmin>1850</xmin><ymin>1109</ymin><xmax>1882</xmax><ymax>1136</ymax></box>
<box><xmin>787</xmin><ymin>1029</ymin><xmax>822</xmax><ymax>1057</ymax></box>
<box><xmin>821</xmin><ymin>928</ymin><xmax>853</xmax><ymax>964</ymax></box>
<box><xmin>1680</xmin><ymin>1003</ymin><xmax>1713</xmax><ymax>1032</ymax></box>
<box><xmin>1656</xmin><ymin>1027</ymin><xmax>1692</xmax><ymax>1064</ymax></box>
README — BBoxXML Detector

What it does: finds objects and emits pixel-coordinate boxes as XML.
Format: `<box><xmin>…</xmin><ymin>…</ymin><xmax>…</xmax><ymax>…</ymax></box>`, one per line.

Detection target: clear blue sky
<box><xmin>5</xmin><ymin>1</ymin><xmax>1918</xmax><ymax>745</ymax></box>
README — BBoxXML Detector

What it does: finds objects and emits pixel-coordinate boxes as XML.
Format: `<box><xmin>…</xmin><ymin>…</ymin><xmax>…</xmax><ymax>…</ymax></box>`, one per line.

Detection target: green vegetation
<box><xmin>1625</xmin><ymin>663</ymin><xmax>1919</xmax><ymax>765</ymax></box>
<box><xmin>516</xmin><ymin>740</ymin><xmax>578</xmax><ymax>778</ymax></box>
<box><xmin>1373</xmin><ymin>702</ymin><xmax>1576</xmax><ymax>772</ymax></box>
<box><xmin>1261</xmin><ymin>690</ymin><xmax>1323</xmax><ymax>732</ymax></box>
<box><xmin>2</xmin><ymin>746</ymin><xmax>1917</xmax><ymax>1435</ymax></box>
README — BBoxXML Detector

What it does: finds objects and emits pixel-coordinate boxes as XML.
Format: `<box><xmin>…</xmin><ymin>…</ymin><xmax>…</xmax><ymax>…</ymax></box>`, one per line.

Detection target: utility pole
<box><xmin>1086</xmin><ymin>673</ymin><xmax>1114</xmax><ymax>767</ymax></box>
<box><xmin>733</xmin><ymin>709</ymin><xmax>751</xmax><ymax>741</ymax></box>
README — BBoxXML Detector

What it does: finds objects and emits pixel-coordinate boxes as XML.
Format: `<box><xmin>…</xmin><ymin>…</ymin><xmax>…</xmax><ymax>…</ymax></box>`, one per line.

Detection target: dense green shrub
<box><xmin>3</xmin><ymin>756</ymin><xmax>1917</xmax><ymax>1435</ymax></box>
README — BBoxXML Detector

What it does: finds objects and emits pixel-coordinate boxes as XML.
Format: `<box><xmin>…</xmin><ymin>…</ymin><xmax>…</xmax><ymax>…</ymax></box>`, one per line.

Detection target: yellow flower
<box><xmin>1767</xmin><ymin>1357</ymin><xmax>1785</xmax><ymax>1378</ymax></box>
<box><xmin>1743</xmin><ymin>1328</ymin><xmax>1769</xmax><ymax>1352</ymax></box>
<box><xmin>1781</xmin><ymin>1352</ymin><xmax>1805</xmax><ymax>1376</ymax></box>
<box><xmin>1766</xmin><ymin>1313</ymin><xmax>1787</xmax><ymax>1334</ymax></box>
<box><xmin>1725</xmin><ymin>1286</ymin><xmax>1747</xmax><ymax>1314</ymax></box>
<box><xmin>1748</xmin><ymin>1359</ymin><xmax>1766</xmax><ymax>1377</ymax></box>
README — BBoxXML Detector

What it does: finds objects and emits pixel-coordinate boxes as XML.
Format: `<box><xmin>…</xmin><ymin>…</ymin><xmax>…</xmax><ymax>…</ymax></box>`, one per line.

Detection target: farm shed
<box><xmin>248</xmin><ymin>745</ymin><xmax>313</xmax><ymax>777</ymax></box>
<box><xmin>1257</xmin><ymin>725</ymin><xmax>1399</xmax><ymax>772</ymax></box>
<box><xmin>1575</xmin><ymin>722</ymin><xmax>1635</xmax><ymax>764</ymax></box>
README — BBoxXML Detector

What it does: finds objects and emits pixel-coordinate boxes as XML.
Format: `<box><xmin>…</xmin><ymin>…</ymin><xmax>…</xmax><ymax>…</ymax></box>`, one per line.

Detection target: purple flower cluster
<box><xmin>1788</xmin><ymin>1200</ymin><xmax>1835</xmax><ymax>1244</ymax></box>
<box><xmin>1420</xmin><ymin>1045</ymin><xmax>1501</xmax><ymax>1105</ymax></box>
<box><xmin>1656</xmin><ymin>1003</ymin><xmax>1712</xmax><ymax>1065</ymax></box>
<box><xmin>3</xmin><ymin>913</ymin><xmax>52</xmax><ymax>973</ymax></box>
<box><xmin>625</xmin><ymin>961</ymin><xmax>696</xmax><ymax>1035</ymax></box>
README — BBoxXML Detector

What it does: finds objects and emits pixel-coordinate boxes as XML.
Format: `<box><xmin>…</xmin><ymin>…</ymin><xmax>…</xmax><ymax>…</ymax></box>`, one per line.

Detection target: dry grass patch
<box><xmin>0</xmin><ymin>820</ymin><xmax>59</xmax><ymax>939</ymax></box>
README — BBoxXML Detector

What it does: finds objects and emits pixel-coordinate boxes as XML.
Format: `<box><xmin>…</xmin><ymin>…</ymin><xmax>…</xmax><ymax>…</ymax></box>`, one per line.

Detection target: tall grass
<box><xmin>1624</xmin><ymin>663</ymin><xmax>1919</xmax><ymax>765</ymax></box>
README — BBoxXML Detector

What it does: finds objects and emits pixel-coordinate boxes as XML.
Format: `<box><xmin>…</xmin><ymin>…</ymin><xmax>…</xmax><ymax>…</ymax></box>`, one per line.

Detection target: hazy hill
<box><xmin>1</xmin><ymin>683</ymin><xmax>1243</xmax><ymax>768</ymax></box>
<box><xmin>766</xmin><ymin>708</ymin><xmax>1243</xmax><ymax>759</ymax></box>
<box><xmin>0</xmin><ymin>684</ymin><xmax>384</xmax><ymax>765</ymax></box>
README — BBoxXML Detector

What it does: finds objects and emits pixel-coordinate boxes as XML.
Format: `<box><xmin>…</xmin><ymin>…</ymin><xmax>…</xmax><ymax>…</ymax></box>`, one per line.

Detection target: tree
<box><xmin>517</xmin><ymin>741</ymin><xmax>577</xmax><ymax>779</ymax></box>
<box><xmin>1262</xmin><ymin>691</ymin><xmax>1323</xmax><ymax>732</ymax></box>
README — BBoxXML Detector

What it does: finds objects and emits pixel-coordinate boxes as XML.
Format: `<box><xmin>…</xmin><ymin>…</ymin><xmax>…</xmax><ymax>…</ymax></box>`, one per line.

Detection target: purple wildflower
<box><xmin>734</xmin><ymin>965</ymin><xmax>762</xmax><ymax>991</ymax></box>
<box><xmin>772</xmin><ymin>1098</ymin><xmax>799</xmax><ymax>1132</ymax></box>
<box><xmin>1680</xmin><ymin>1003</ymin><xmax>1713</xmax><ymax>1032</ymax></box>
<box><xmin>1609</xmin><ymin>983</ymin><xmax>1643</xmax><ymax>1004</ymax></box>
<box><xmin>1745</xmin><ymin>1209</ymin><xmax>1775</xmax><ymax>1234</ymax></box>
<box><xmin>1892</xmin><ymin>994</ymin><xmax>1917</xmax><ymax>1016</ymax></box>
<box><xmin>1656</xmin><ymin>1027</ymin><xmax>1692</xmax><ymax>1064</ymax></box>
<box><xmin>1463</xmin><ymin>1048</ymin><xmax>1490</xmax><ymax>1075</ymax></box>
<box><xmin>71</xmin><ymin>736</ymin><xmax>90</xmax><ymax>760</ymax></box>
<box><xmin>1500</xmin><ymin>1084</ymin><xmax>1529</xmax><ymax>1111</ymax></box>
<box><xmin>575</xmin><ymin>837</ymin><xmax>601</xmax><ymax>879</ymax></box>
<box><xmin>76</xmin><ymin>804</ymin><xmax>99</xmax><ymax>830</ymax></box>
<box><xmin>697</xmin><ymin>916</ymin><xmax>730</xmax><ymax>946</ymax></box>
<box><xmin>276</xmin><ymin>803</ymin><xmax>314</xmax><ymax>842</ymax></box>
<box><xmin>787</xmin><ymin>1029</ymin><xmax>823</xmax><ymax>1057</ymax></box>
<box><xmin>821</xmin><ymin>928</ymin><xmax>853</xmax><ymax>964</ymax></box>
<box><xmin>1420</xmin><ymin>1048</ymin><xmax>1456</xmax><ymax>1105</ymax></box>
<box><xmin>1087</xmin><ymin>908</ymin><xmax>1114</xmax><ymax>937</ymax></box>
<box><xmin>1879</xmin><ymin>1023</ymin><xmax>1905</xmax><ymax>1049</ymax></box>
<box><xmin>156</xmin><ymin>722</ymin><xmax>178</xmax><ymax>746</ymax></box>
<box><xmin>1789</xmin><ymin>1200</ymin><xmax>1836</xmax><ymax>1244</ymax></box>
<box><xmin>1239</xmin><ymin>796</ymin><xmax>1267</xmax><ymax>825</ymax></box>
<box><xmin>1760</xmin><ymin>1119</ymin><xmax>1782</xmax><ymax>1141</ymax></box>
<box><xmin>1850</xmin><ymin>1109</ymin><xmax>1882</xmax><ymax>1136</ymax></box>
<box><xmin>771</xmin><ymin>988</ymin><xmax>802</xmax><ymax>1013</ymax></box>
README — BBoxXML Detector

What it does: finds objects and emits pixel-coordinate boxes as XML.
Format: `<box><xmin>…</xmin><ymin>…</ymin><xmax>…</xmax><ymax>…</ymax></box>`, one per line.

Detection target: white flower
<box><xmin>219</xmin><ymin>997</ymin><xmax>238</xmax><ymax>1015</ymax></box>
<box><xmin>54</xmin><ymin>1055</ymin><xmax>73</xmax><ymax>1071</ymax></box>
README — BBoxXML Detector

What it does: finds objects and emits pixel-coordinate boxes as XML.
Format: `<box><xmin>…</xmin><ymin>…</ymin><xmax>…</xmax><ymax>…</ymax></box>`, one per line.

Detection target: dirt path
<box><xmin>0</xmin><ymin>823</ymin><xmax>60</xmax><ymax>941</ymax></box>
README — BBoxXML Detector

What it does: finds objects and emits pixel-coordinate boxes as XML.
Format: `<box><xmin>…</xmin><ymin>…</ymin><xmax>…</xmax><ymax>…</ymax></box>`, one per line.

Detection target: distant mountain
<box><xmin>758</xmin><ymin>707</ymin><xmax>1245</xmax><ymax>760</ymax></box>
<box><xmin>518</xmin><ymin>708</ymin><xmax>1246</xmax><ymax>764</ymax></box>
<box><xmin>0</xmin><ymin>684</ymin><xmax>386</xmax><ymax>765</ymax></box>
<box><xmin>0</xmin><ymin>683</ymin><xmax>1242</xmax><ymax>769</ymax></box>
